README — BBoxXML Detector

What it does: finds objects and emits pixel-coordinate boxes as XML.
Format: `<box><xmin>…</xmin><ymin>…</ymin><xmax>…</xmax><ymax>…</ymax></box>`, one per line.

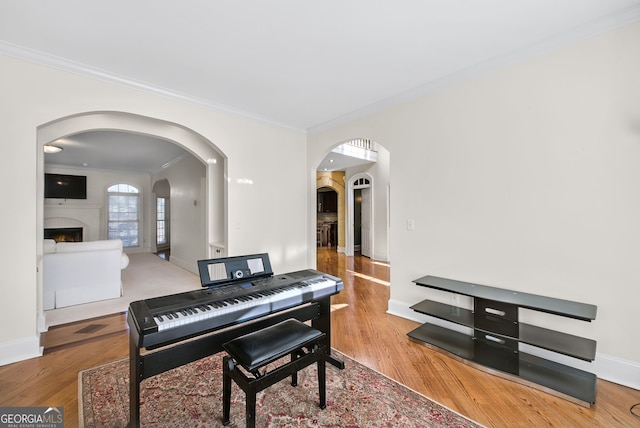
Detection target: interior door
<box><xmin>361</xmin><ymin>187</ymin><xmax>372</xmax><ymax>258</ymax></box>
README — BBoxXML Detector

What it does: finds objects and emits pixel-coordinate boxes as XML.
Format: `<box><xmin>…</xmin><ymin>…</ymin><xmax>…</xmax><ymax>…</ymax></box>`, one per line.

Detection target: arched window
<box><xmin>353</xmin><ymin>177</ymin><xmax>371</xmax><ymax>188</ymax></box>
<box><xmin>107</xmin><ymin>183</ymin><xmax>140</xmax><ymax>247</ymax></box>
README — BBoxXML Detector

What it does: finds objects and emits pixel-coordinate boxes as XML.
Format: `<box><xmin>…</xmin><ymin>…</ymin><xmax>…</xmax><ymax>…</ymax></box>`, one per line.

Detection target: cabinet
<box><xmin>317</xmin><ymin>191</ymin><xmax>337</xmax><ymax>212</ymax></box>
<box><xmin>407</xmin><ymin>275</ymin><xmax>597</xmax><ymax>407</ymax></box>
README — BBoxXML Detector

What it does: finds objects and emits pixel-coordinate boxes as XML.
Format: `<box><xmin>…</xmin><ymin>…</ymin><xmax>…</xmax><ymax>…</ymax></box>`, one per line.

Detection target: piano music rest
<box><xmin>222</xmin><ymin>319</ymin><xmax>327</xmax><ymax>427</ymax></box>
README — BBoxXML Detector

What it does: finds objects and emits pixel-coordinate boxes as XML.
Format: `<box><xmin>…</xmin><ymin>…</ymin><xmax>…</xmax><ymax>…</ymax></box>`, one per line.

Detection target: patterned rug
<box><xmin>79</xmin><ymin>350</ymin><xmax>482</xmax><ymax>427</ymax></box>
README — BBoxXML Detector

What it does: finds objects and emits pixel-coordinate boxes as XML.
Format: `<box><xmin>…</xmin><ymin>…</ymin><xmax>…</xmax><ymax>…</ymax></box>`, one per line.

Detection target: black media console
<box><xmin>407</xmin><ymin>275</ymin><xmax>597</xmax><ymax>407</ymax></box>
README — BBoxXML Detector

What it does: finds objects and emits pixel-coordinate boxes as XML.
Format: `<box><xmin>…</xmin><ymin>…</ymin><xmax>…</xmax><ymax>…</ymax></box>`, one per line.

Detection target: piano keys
<box><xmin>153</xmin><ymin>276</ymin><xmax>337</xmax><ymax>330</ymax></box>
<box><xmin>130</xmin><ymin>269</ymin><xmax>341</xmax><ymax>348</ymax></box>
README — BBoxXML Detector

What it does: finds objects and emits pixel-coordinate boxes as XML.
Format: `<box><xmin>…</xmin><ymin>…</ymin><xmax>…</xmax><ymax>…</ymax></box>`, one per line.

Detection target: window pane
<box><xmin>108</xmin><ymin>183</ymin><xmax>139</xmax><ymax>193</ymax></box>
<box><xmin>108</xmin><ymin>186</ymin><xmax>140</xmax><ymax>248</ymax></box>
<box><xmin>157</xmin><ymin>197</ymin><xmax>167</xmax><ymax>245</ymax></box>
<box><xmin>108</xmin><ymin>222</ymin><xmax>139</xmax><ymax>247</ymax></box>
<box><xmin>157</xmin><ymin>221</ymin><xmax>166</xmax><ymax>244</ymax></box>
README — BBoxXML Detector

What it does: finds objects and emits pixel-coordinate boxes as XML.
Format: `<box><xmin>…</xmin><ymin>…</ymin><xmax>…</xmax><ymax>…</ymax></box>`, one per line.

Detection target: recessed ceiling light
<box><xmin>329</xmin><ymin>159</ymin><xmax>334</xmax><ymax>163</ymax></box>
<box><xmin>43</xmin><ymin>145</ymin><xmax>63</xmax><ymax>154</ymax></box>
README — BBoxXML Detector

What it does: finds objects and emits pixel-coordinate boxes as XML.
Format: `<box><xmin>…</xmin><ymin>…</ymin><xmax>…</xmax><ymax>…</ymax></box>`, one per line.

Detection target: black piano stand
<box><xmin>127</xmin><ymin>296</ymin><xmax>343</xmax><ymax>427</ymax></box>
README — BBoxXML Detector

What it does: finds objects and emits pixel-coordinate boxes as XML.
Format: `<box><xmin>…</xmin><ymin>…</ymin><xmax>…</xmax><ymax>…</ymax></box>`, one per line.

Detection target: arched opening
<box><xmin>314</xmin><ymin>138</ymin><xmax>390</xmax><ymax>262</ymax></box>
<box><xmin>347</xmin><ymin>174</ymin><xmax>373</xmax><ymax>257</ymax></box>
<box><xmin>36</xmin><ymin>111</ymin><xmax>227</xmax><ymax>330</ymax></box>
<box><xmin>316</xmin><ymin>187</ymin><xmax>338</xmax><ymax>248</ymax></box>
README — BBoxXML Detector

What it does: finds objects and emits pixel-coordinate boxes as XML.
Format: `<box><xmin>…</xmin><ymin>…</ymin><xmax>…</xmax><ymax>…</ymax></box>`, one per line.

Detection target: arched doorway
<box><xmin>317</xmin><ymin>187</ymin><xmax>338</xmax><ymax>248</ymax></box>
<box><xmin>36</xmin><ymin>111</ymin><xmax>226</xmax><ymax>330</ymax></box>
<box><xmin>313</xmin><ymin>138</ymin><xmax>390</xmax><ymax>263</ymax></box>
<box><xmin>316</xmin><ymin>172</ymin><xmax>345</xmax><ymax>252</ymax></box>
<box><xmin>347</xmin><ymin>174</ymin><xmax>373</xmax><ymax>257</ymax></box>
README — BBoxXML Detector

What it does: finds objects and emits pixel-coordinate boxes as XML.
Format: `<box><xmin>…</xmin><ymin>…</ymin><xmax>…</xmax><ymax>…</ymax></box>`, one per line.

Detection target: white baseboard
<box><xmin>0</xmin><ymin>335</ymin><xmax>42</xmax><ymax>367</ymax></box>
<box><xmin>388</xmin><ymin>299</ymin><xmax>640</xmax><ymax>391</ymax></box>
<box><xmin>169</xmin><ymin>256</ymin><xmax>198</xmax><ymax>275</ymax></box>
<box><xmin>37</xmin><ymin>313</ymin><xmax>48</xmax><ymax>333</ymax></box>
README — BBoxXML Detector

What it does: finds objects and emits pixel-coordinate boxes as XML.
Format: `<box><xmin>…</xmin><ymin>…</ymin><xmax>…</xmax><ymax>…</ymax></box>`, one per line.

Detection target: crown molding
<box><xmin>0</xmin><ymin>40</ymin><xmax>306</xmax><ymax>135</ymax></box>
<box><xmin>1</xmin><ymin>4</ymin><xmax>639</xmax><ymax>137</ymax></box>
<box><xmin>308</xmin><ymin>5</ymin><xmax>640</xmax><ymax>134</ymax></box>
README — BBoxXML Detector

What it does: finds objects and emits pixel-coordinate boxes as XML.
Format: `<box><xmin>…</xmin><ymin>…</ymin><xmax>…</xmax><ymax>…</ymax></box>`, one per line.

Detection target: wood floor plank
<box><xmin>41</xmin><ymin>312</ymin><xmax>128</xmax><ymax>351</ymax></box>
<box><xmin>319</xmin><ymin>248</ymin><xmax>640</xmax><ymax>427</ymax></box>
<box><xmin>0</xmin><ymin>249</ymin><xmax>638</xmax><ymax>427</ymax></box>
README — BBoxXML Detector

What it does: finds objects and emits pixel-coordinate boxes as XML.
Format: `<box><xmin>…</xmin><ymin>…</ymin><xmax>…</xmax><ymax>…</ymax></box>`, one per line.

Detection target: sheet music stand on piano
<box><xmin>126</xmin><ymin>253</ymin><xmax>344</xmax><ymax>427</ymax></box>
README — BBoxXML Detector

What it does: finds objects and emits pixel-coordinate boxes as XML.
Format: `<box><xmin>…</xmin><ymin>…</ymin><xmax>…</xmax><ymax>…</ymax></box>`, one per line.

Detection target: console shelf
<box><xmin>408</xmin><ymin>275</ymin><xmax>597</xmax><ymax>407</ymax></box>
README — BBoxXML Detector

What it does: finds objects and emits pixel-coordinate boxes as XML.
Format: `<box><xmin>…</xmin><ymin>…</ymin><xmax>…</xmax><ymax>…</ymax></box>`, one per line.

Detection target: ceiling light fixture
<box><xmin>43</xmin><ymin>145</ymin><xmax>63</xmax><ymax>154</ymax></box>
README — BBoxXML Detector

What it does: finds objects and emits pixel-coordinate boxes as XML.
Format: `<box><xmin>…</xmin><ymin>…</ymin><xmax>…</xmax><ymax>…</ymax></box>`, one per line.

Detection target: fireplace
<box><xmin>44</xmin><ymin>227</ymin><xmax>83</xmax><ymax>242</ymax></box>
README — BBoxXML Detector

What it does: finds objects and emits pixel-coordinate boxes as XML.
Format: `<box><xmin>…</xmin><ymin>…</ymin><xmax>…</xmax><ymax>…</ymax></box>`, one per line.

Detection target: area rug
<box><xmin>79</xmin><ymin>350</ymin><xmax>483</xmax><ymax>427</ymax></box>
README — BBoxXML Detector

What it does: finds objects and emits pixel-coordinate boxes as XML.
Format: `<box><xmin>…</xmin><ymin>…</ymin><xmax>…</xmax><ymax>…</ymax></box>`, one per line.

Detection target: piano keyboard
<box><xmin>152</xmin><ymin>276</ymin><xmax>337</xmax><ymax>332</ymax></box>
<box><xmin>127</xmin><ymin>261</ymin><xmax>345</xmax><ymax>427</ymax></box>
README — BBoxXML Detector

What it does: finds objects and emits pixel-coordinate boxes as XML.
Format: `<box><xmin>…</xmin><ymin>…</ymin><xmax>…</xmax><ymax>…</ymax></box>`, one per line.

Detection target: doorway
<box><xmin>317</xmin><ymin>187</ymin><xmax>338</xmax><ymax>248</ymax></box>
<box><xmin>347</xmin><ymin>175</ymin><xmax>372</xmax><ymax>258</ymax></box>
<box><xmin>153</xmin><ymin>179</ymin><xmax>171</xmax><ymax>260</ymax></box>
<box><xmin>313</xmin><ymin>138</ymin><xmax>389</xmax><ymax>264</ymax></box>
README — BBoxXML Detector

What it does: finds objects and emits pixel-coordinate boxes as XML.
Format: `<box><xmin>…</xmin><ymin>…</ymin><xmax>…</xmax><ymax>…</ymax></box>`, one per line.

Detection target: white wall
<box><xmin>44</xmin><ymin>167</ymin><xmax>152</xmax><ymax>244</ymax></box>
<box><xmin>152</xmin><ymin>155</ymin><xmax>207</xmax><ymax>274</ymax></box>
<box><xmin>308</xmin><ymin>22</ymin><xmax>640</xmax><ymax>387</ymax></box>
<box><xmin>0</xmin><ymin>54</ymin><xmax>308</xmax><ymax>365</ymax></box>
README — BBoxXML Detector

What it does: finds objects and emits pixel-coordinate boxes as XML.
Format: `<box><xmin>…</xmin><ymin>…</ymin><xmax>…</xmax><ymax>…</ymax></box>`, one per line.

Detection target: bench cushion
<box><xmin>223</xmin><ymin>319</ymin><xmax>323</xmax><ymax>371</ymax></box>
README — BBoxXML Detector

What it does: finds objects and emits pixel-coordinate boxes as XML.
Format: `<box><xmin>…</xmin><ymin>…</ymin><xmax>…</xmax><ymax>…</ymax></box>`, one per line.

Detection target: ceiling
<box><xmin>44</xmin><ymin>130</ymin><xmax>373</xmax><ymax>173</ymax></box>
<box><xmin>3</xmin><ymin>1</ymin><xmax>640</xmax><ymax>172</ymax></box>
<box><xmin>44</xmin><ymin>131</ymin><xmax>191</xmax><ymax>174</ymax></box>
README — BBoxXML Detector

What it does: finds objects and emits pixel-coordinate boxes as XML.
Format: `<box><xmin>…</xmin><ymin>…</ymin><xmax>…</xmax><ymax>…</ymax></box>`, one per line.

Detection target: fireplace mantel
<box><xmin>44</xmin><ymin>204</ymin><xmax>103</xmax><ymax>241</ymax></box>
<box><xmin>44</xmin><ymin>202</ymin><xmax>102</xmax><ymax>210</ymax></box>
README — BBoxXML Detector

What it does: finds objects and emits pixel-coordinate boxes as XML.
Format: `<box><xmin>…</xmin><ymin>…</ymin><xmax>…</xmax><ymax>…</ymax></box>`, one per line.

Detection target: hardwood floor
<box><xmin>1</xmin><ymin>248</ymin><xmax>638</xmax><ymax>427</ymax></box>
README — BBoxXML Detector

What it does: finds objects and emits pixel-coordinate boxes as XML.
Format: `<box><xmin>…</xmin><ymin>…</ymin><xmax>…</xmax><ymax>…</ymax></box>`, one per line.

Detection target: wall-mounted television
<box><xmin>44</xmin><ymin>173</ymin><xmax>87</xmax><ymax>199</ymax></box>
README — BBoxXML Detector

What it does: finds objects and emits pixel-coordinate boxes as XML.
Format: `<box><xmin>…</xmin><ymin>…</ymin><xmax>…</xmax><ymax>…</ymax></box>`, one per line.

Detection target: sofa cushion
<box><xmin>55</xmin><ymin>239</ymin><xmax>123</xmax><ymax>253</ymax></box>
<box><xmin>43</xmin><ymin>239</ymin><xmax>57</xmax><ymax>254</ymax></box>
<box><xmin>121</xmin><ymin>253</ymin><xmax>130</xmax><ymax>269</ymax></box>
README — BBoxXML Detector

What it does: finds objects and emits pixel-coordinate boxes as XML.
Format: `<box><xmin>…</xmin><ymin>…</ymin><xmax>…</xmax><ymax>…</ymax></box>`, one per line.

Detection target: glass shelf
<box><xmin>410</xmin><ymin>299</ymin><xmax>596</xmax><ymax>361</ymax></box>
<box><xmin>413</xmin><ymin>275</ymin><xmax>597</xmax><ymax>321</ymax></box>
<box><xmin>409</xmin><ymin>275</ymin><xmax>598</xmax><ymax>406</ymax></box>
<box><xmin>408</xmin><ymin>323</ymin><xmax>596</xmax><ymax>406</ymax></box>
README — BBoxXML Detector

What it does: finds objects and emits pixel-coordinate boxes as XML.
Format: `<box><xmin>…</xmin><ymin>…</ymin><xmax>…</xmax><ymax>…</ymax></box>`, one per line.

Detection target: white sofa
<box><xmin>43</xmin><ymin>239</ymin><xmax>130</xmax><ymax>310</ymax></box>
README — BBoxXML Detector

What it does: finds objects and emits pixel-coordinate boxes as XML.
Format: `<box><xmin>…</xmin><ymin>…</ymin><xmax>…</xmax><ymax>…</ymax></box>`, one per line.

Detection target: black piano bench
<box><xmin>221</xmin><ymin>318</ymin><xmax>327</xmax><ymax>427</ymax></box>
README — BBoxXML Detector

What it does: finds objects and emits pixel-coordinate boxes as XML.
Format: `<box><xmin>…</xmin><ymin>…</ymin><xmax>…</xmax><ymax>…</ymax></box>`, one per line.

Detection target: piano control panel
<box><xmin>197</xmin><ymin>253</ymin><xmax>273</xmax><ymax>288</ymax></box>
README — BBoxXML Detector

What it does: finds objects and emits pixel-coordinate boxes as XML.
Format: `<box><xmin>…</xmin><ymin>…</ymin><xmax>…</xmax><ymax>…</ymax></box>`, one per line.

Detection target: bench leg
<box><xmin>222</xmin><ymin>356</ymin><xmax>232</xmax><ymax>425</ymax></box>
<box><xmin>246</xmin><ymin>387</ymin><xmax>257</xmax><ymax>428</ymax></box>
<box><xmin>318</xmin><ymin>347</ymin><xmax>326</xmax><ymax>409</ymax></box>
<box><xmin>290</xmin><ymin>352</ymin><xmax>298</xmax><ymax>386</ymax></box>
